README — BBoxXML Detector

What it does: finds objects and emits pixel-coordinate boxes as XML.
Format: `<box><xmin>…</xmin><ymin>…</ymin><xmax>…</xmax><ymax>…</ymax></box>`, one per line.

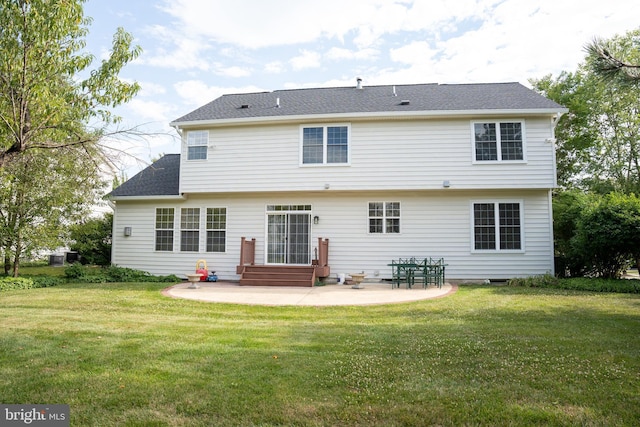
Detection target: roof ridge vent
<box><xmin>356</xmin><ymin>77</ymin><xmax>363</xmax><ymax>89</ymax></box>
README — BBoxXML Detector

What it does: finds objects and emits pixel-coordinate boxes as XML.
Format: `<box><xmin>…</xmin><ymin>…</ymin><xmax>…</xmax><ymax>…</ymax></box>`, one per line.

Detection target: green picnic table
<box><xmin>388</xmin><ymin>258</ymin><xmax>447</xmax><ymax>289</ymax></box>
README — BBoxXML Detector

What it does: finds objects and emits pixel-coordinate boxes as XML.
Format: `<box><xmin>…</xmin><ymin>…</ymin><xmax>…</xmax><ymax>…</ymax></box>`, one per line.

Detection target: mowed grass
<box><xmin>0</xmin><ymin>280</ymin><xmax>638</xmax><ymax>426</ymax></box>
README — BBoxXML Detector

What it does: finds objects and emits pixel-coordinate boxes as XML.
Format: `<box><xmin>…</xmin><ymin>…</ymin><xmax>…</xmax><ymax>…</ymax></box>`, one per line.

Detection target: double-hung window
<box><xmin>473</xmin><ymin>202</ymin><xmax>522</xmax><ymax>251</ymax></box>
<box><xmin>369</xmin><ymin>202</ymin><xmax>400</xmax><ymax>234</ymax></box>
<box><xmin>206</xmin><ymin>208</ymin><xmax>227</xmax><ymax>252</ymax></box>
<box><xmin>473</xmin><ymin>121</ymin><xmax>524</xmax><ymax>162</ymax></box>
<box><xmin>155</xmin><ymin>208</ymin><xmax>174</xmax><ymax>251</ymax></box>
<box><xmin>301</xmin><ymin>125</ymin><xmax>349</xmax><ymax>165</ymax></box>
<box><xmin>180</xmin><ymin>208</ymin><xmax>200</xmax><ymax>252</ymax></box>
<box><xmin>187</xmin><ymin>131</ymin><xmax>208</xmax><ymax>160</ymax></box>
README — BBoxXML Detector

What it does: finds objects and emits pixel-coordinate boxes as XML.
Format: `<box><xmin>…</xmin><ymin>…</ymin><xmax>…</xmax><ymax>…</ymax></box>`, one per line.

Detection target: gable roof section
<box><xmin>171</xmin><ymin>82</ymin><xmax>565</xmax><ymax>125</ymax></box>
<box><xmin>108</xmin><ymin>154</ymin><xmax>180</xmax><ymax>199</ymax></box>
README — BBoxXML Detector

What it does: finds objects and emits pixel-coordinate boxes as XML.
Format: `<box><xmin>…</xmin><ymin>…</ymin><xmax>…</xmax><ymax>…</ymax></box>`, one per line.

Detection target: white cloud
<box><xmin>264</xmin><ymin>61</ymin><xmax>286</xmax><ymax>74</ymax></box>
<box><xmin>215</xmin><ymin>65</ymin><xmax>252</xmax><ymax>78</ymax></box>
<box><xmin>158</xmin><ymin>0</ymin><xmax>422</xmax><ymax>49</ymax></box>
<box><xmin>138</xmin><ymin>81</ymin><xmax>167</xmax><ymax>97</ymax></box>
<box><xmin>125</xmin><ymin>99</ymin><xmax>175</xmax><ymax>123</ymax></box>
<box><xmin>289</xmin><ymin>50</ymin><xmax>322</xmax><ymax>71</ymax></box>
<box><xmin>325</xmin><ymin>47</ymin><xmax>379</xmax><ymax>61</ymax></box>
<box><xmin>138</xmin><ymin>25</ymin><xmax>211</xmax><ymax>71</ymax></box>
<box><xmin>173</xmin><ymin>80</ymin><xmax>265</xmax><ymax>108</ymax></box>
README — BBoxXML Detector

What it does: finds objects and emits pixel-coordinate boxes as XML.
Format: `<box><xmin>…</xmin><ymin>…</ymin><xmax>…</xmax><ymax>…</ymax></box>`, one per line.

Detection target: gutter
<box><xmin>170</xmin><ymin>108</ymin><xmax>570</xmax><ymax>129</ymax></box>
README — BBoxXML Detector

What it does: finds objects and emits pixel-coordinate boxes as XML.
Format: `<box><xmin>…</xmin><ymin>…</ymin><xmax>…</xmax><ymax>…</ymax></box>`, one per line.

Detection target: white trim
<box><xmin>299</xmin><ymin>123</ymin><xmax>351</xmax><ymax>166</ymax></box>
<box><xmin>154</xmin><ymin>207</ymin><xmax>176</xmax><ymax>253</ymax></box>
<box><xmin>471</xmin><ymin>119</ymin><xmax>527</xmax><ymax>164</ymax></box>
<box><xmin>186</xmin><ymin>130</ymin><xmax>209</xmax><ymax>161</ymax></box>
<box><xmin>470</xmin><ymin>199</ymin><xmax>525</xmax><ymax>253</ymax></box>
<box><xmin>109</xmin><ymin>195</ymin><xmax>186</xmax><ymax>202</ymax></box>
<box><xmin>170</xmin><ymin>108</ymin><xmax>568</xmax><ymax>129</ymax></box>
<box><xmin>205</xmin><ymin>206</ymin><xmax>228</xmax><ymax>253</ymax></box>
<box><xmin>367</xmin><ymin>201</ymin><xmax>401</xmax><ymax>234</ymax></box>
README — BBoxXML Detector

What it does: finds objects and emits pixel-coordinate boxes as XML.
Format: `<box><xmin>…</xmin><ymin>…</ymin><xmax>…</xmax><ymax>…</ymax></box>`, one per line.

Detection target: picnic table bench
<box><xmin>388</xmin><ymin>257</ymin><xmax>447</xmax><ymax>289</ymax></box>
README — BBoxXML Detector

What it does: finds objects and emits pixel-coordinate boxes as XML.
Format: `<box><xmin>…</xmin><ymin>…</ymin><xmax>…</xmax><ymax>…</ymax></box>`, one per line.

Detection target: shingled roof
<box><xmin>171</xmin><ymin>82</ymin><xmax>565</xmax><ymax>124</ymax></box>
<box><xmin>108</xmin><ymin>154</ymin><xmax>180</xmax><ymax>198</ymax></box>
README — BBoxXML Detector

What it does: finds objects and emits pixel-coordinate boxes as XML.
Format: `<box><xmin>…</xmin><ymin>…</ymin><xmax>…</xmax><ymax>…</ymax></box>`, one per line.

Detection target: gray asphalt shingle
<box><xmin>108</xmin><ymin>154</ymin><xmax>180</xmax><ymax>197</ymax></box>
<box><xmin>112</xmin><ymin>82</ymin><xmax>564</xmax><ymax>198</ymax></box>
<box><xmin>171</xmin><ymin>82</ymin><xmax>564</xmax><ymax>124</ymax></box>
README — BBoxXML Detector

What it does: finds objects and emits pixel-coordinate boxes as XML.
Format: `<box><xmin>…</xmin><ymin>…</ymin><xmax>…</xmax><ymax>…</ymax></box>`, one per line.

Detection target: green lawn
<box><xmin>0</xmin><ymin>281</ymin><xmax>638</xmax><ymax>426</ymax></box>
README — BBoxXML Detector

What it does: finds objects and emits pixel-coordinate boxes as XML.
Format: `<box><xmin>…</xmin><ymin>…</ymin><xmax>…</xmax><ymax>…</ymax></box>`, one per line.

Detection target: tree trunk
<box><xmin>3</xmin><ymin>252</ymin><xmax>10</xmax><ymax>275</ymax></box>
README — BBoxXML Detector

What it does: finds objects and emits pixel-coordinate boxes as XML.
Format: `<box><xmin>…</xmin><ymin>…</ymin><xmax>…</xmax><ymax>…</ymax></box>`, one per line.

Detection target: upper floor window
<box><xmin>155</xmin><ymin>208</ymin><xmax>174</xmax><ymax>251</ymax></box>
<box><xmin>301</xmin><ymin>125</ymin><xmax>349</xmax><ymax>165</ymax></box>
<box><xmin>473</xmin><ymin>202</ymin><xmax>522</xmax><ymax>251</ymax></box>
<box><xmin>473</xmin><ymin>121</ymin><xmax>524</xmax><ymax>162</ymax></box>
<box><xmin>187</xmin><ymin>131</ymin><xmax>208</xmax><ymax>160</ymax></box>
<box><xmin>369</xmin><ymin>202</ymin><xmax>400</xmax><ymax>234</ymax></box>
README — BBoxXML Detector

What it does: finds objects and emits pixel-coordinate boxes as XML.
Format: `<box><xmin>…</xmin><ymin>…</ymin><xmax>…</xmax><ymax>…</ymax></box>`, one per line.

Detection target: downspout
<box><xmin>548</xmin><ymin>111</ymin><xmax>566</xmax><ymax>277</ymax></box>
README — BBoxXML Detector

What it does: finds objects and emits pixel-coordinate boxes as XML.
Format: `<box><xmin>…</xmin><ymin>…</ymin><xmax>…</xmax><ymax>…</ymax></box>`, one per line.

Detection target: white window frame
<box><xmin>471</xmin><ymin>120</ymin><xmax>526</xmax><ymax>163</ymax></box>
<box><xmin>470</xmin><ymin>200</ymin><xmax>525</xmax><ymax>253</ymax></box>
<box><xmin>186</xmin><ymin>130</ymin><xmax>209</xmax><ymax>161</ymax></box>
<box><xmin>368</xmin><ymin>202</ymin><xmax>401</xmax><ymax>234</ymax></box>
<box><xmin>180</xmin><ymin>208</ymin><xmax>201</xmax><ymax>252</ymax></box>
<box><xmin>206</xmin><ymin>207</ymin><xmax>227</xmax><ymax>253</ymax></box>
<box><xmin>299</xmin><ymin>124</ymin><xmax>351</xmax><ymax>166</ymax></box>
<box><xmin>154</xmin><ymin>207</ymin><xmax>175</xmax><ymax>252</ymax></box>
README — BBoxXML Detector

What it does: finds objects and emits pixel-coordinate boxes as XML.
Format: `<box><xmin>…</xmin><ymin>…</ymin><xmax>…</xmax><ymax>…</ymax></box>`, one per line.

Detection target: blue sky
<box><xmin>82</xmin><ymin>0</ymin><xmax>638</xmax><ymax>176</ymax></box>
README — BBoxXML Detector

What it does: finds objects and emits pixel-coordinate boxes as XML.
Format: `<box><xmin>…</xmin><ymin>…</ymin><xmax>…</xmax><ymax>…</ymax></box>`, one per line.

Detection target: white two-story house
<box><xmin>108</xmin><ymin>81</ymin><xmax>566</xmax><ymax>284</ymax></box>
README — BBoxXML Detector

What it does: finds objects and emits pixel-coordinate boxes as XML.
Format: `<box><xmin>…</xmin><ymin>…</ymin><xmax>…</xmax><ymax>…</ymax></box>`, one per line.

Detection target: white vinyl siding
<box><xmin>112</xmin><ymin>190</ymin><xmax>552</xmax><ymax>281</ymax></box>
<box><xmin>179</xmin><ymin>118</ymin><xmax>554</xmax><ymax>194</ymax></box>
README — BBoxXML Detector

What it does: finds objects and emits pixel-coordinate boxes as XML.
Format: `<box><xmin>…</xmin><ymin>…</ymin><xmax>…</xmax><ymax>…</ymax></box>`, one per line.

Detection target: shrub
<box><xmin>69</xmin><ymin>213</ymin><xmax>112</xmax><ymax>266</ymax></box>
<box><xmin>508</xmin><ymin>274</ymin><xmax>640</xmax><ymax>293</ymax></box>
<box><xmin>0</xmin><ymin>277</ymin><xmax>34</xmax><ymax>291</ymax></box>
<box><xmin>64</xmin><ymin>264</ymin><xmax>179</xmax><ymax>283</ymax></box>
<box><xmin>507</xmin><ymin>274</ymin><xmax>559</xmax><ymax>288</ymax></box>
<box><xmin>64</xmin><ymin>262</ymin><xmax>88</xmax><ymax>279</ymax></box>
<box><xmin>31</xmin><ymin>276</ymin><xmax>65</xmax><ymax>288</ymax></box>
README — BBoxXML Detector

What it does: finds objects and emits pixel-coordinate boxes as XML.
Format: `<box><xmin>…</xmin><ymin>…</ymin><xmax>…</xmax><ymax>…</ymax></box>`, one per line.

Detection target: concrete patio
<box><xmin>163</xmin><ymin>281</ymin><xmax>457</xmax><ymax>306</ymax></box>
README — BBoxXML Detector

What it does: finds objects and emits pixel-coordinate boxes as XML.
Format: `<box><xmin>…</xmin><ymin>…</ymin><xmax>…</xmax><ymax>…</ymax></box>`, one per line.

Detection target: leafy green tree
<box><xmin>571</xmin><ymin>193</ymin><xmax>640</xmax><ymax>278</ymax></box>
<box><xmin>0</xmin><ymin>0</ymin><xmax>140</xmax><ymax>276</ymax></box>
<box><xmin>552</xmin><ymin>190</ymin><xmax>591</xmax><ymax>277</ymax></box>
<box><xmin>69</xmin><ymin>213</ymin><xmax>113</xmax><ymax>266</ymax></box>
<box><xmin>531</xmin><ymin>29</ymin><xmax>640</xmax><ymax>194</ymax></box>
<box><xmin>586</xmin><ymin>33</ymin><xmax>640</xmax><ymax>85</ymax></box>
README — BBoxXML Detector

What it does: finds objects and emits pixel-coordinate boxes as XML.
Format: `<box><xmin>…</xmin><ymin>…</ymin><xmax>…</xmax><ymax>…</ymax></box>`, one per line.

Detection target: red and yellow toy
<box><xmin>195</xmin><ymin>259</ymin><xmax>208</xmax><ymax>281</ymax></box>
<box><xmin>195</xmin><ymin>259</ymin><xmax>218</xmax><ymax>282</ymax></box>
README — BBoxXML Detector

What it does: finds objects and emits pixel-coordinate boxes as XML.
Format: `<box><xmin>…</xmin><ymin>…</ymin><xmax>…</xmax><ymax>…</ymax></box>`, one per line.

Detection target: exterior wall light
<box><xmin>124</xmin><ymin>227</ymin><xmax>132</xmax><ymax>236</ymax></box>
<box><xmin>313</xmin><ymin>216</ymin><xmax>320</xmax><ymax>225</ymax></box>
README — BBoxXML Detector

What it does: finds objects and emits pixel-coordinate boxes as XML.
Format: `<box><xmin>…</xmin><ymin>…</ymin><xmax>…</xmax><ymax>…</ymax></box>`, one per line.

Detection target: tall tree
<box><xmin>0</xmin><ymin>0</ymin><xmax>141</xmax><ymax>276</ymax></box>
<box><xmin>531</xmin><ymin>29</ymin><xmax>640</xmax><ymax>193</ymax></box>
<box><xmin>586</xmin><ymin>32</ymin><xmax>640</xmax><ymax>85</ymax></box>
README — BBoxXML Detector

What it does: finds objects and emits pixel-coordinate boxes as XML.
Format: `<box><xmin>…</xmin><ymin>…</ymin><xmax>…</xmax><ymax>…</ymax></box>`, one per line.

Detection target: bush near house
<box><xmin>63</xmin><ymin>264</ymin><xmax>179</xmax><ymax>283</ymax></box>
<box><xmin>553</xmin><ymin>191</ymin><xmax>640</xmax><ymax>278</ymax></box>
<box><xmin>508</xmin><ymin>274</ymin><xmax>640</xmax><ymax>293</ymax></box>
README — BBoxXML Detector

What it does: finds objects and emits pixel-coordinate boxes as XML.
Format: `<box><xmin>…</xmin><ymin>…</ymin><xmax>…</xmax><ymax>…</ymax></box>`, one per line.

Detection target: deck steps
<box><xmin>239</xmin><ymin>265</ymin><xmax>316</xmax><ymax>287</ymax></box>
